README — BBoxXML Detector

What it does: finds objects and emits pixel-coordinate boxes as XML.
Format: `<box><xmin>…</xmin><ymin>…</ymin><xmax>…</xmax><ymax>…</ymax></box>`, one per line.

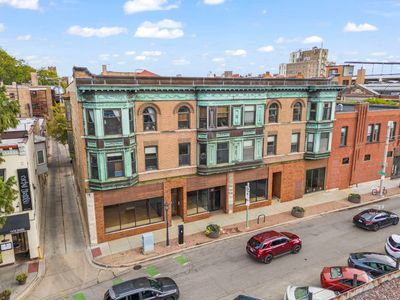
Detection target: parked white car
<box><xmin>385</xmin><ymin>234</ymin><xmax>400</xmax><ymax>258</ymax></box>
<box><xmin>284</xmin><ymin>286</ymin><xmax>339</xmax><ymax>300</ymax></box>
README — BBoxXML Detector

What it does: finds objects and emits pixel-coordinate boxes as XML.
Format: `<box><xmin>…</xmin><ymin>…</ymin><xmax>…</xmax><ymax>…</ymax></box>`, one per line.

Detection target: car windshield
<box><xmin>248</xmin><ymin>238</ymin><xmax>263</xmax><ymax>249</ymax></box>
<box><xmin>360</xmin><ymin>213</ymin><xmax>374</xmax><ymax>221</ymax></box>
<box><xmin>389</xmin><ymin>236</ymin><xmax>400</xmax><ymax>248</ymax></box>
<box><xmin>330</xmin><ymin>267</ymin><xmax>343</xmax><ymax>279</ymax></box>
<box><xmin>294</xmin><ymin>287</ymin><xmax>308</xmax><ymax>299</ymax></box>
<box><xmin>149</xmin><ymin>279</ymin><xmax>162</xmax><ymax>291</ymax></box>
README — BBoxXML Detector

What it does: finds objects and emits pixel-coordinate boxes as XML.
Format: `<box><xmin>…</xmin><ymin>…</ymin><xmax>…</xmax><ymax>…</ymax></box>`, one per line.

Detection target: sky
<box><xmin>0</xmin><ymin>0</ymin><xmax>400</xmax><ymax>77</ymax></box>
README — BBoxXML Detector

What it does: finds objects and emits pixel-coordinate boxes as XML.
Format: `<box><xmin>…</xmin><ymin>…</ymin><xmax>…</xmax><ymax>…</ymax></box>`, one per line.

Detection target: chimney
<box><xmin>263</xmin><ymin>72</ymin><xmax>272</xmax><ymax>78</ymax></box>
<box><xmin>356</xmin><ymin>68</ymin><xmax>366</xmax><ymax>85</ymax></box>
<box><xmin>102</xmin><ymin>65</ymin><xmax>107</xmax><ymax>75</ymax></box>
<box><xmin>31</xmin><ymin>72</ymin><xmax>38</xmax><ymax>86</ymax></box>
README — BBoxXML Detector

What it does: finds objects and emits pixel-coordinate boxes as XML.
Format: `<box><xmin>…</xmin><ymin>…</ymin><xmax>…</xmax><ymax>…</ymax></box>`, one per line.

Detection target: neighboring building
<box><xmin>4</xmin><ymin>72</ymin><xmax>61</xmax><ymax>119</ymax></box>
<box><xmin>0</xmin><ymin>118</ymin><xmax>47</xmax><ymax>266</ymax></box>
<box><xmin>68</xmin><ymin>66</ymin><xmax>342</xmax><ymax>245</ymax></box>
<box><xmin>285</xmin><ymin>47</ymin><xmax>329</xmax><ymax>78</ymax></box>
<box><xmin>328</xmin><ymin>103</ymin><xmax>400</xmax><ymax>189</ymax></box>
<box><xmin>279</xmin><ymin>63</ymin><xmax>287</xmax><ymax>76</ymax></box>
<box><xmin>326</xmin><ymin>65</ymin><xmax>354</xmax><ymax>87</ymax></box>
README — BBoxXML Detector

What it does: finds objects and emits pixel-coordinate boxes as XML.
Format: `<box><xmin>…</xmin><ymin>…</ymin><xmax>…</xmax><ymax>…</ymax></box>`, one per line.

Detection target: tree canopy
<box><xmin>0</xmin><ymin>49</ymin><xmax>35</xmax><ymax>85</ymax></box>
<box><xmin>0</xmin><ymin>87</ymin><xmax>20</xmax><ymax>228</ymax></box>
<box><xmin>46</xmin><ymin>103</ymin><xmax>68</xmax><ymax>145</ymax></box>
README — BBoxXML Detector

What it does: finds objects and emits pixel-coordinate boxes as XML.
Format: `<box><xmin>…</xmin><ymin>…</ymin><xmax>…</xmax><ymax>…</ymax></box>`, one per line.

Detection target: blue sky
<box><xmin>0</xmin><ymin>0</ymin><xmax>399</xmax><ymax>77</ymax></box>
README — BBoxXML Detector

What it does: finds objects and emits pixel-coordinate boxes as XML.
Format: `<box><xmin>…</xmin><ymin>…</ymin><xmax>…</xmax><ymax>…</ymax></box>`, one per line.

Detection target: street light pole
<box><xmin>379</xmin><ymin>121</ymin><xmax>392</xmax><ymax>196</ymax></box>
<box><xmin>245</xmin><ymin>182</ymin><xmax>250</xmax><ymax>229</ymax></box>
<box><xmin>165</xmin><ymin>203</ymin><xmax>170</xmax><ymax>247</ymax></box>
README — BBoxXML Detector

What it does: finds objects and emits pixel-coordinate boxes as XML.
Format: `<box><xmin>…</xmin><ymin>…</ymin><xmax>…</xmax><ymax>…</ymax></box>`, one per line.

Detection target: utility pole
<box><xmin>379</xmin><ymin>121</ymin><xmax>393</xmax><ymax>196</ymax></box>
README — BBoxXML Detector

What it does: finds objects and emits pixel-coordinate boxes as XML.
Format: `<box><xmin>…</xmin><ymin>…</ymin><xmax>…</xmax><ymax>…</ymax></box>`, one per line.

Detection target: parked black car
<box><xmin>352</xmin><ymin>209</ymin><xmax>399</xmax><ymax>231</ymax></box>
<box><xmin>104</xmin><ymin>277</ymin><xmax>179</xmax><ymax>300</ymax></box>
<box><xmin>348</xmin><ymin>252</ymin><xmax>398</xmax><ymax>278</ymax></box>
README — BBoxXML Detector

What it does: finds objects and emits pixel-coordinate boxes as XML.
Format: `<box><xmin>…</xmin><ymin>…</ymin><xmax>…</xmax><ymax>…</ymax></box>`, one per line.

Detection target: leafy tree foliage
<box><xmin>0</xmin><ymin>86</ymin><xmax>20</xmax><ymax>228</ymax></box>
<box><xmin>46</xmin><ymin>103</ymin><xmax>68</xmax><ymax>145</ymax></box>
<box><xmin>0</xmin><ymin>49</ymin><xmax>35</xmax><ymax>84</ymax></box>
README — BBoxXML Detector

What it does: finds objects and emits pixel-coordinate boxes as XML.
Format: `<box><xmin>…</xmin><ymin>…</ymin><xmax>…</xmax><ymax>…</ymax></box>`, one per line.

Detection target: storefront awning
<box><xmin>0</xmin><ymin>213</ymin><xmax>30</xmax><ymax>235</ymax></box>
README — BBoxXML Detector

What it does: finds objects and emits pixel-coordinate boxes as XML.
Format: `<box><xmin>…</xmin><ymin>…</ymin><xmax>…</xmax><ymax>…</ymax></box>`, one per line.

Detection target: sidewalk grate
<box><xmin>146</xmin><ymin>266</ymin><xmax>160</xmax><ymax>277</ymax></box>
<box><xmin>113</xmin><ymin>278</ymin><xmax>123</xmax><ymax>285</ymax></box>
<box><xmin>72</xmin><ymin>292</ymin><xmax>87</xmax><ymax>300</ymax></box>
<box><xmin>174</xmin><ymin>255</ymin><xmax>189</xmax><ymax>266</ymax></box>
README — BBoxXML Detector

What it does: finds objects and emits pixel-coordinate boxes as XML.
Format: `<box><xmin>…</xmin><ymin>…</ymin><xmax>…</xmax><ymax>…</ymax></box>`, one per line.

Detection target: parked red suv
<box><xmin>246</xmin><ymin>230</ymin><xmax>302</xmax><ymax>264</ymax></box>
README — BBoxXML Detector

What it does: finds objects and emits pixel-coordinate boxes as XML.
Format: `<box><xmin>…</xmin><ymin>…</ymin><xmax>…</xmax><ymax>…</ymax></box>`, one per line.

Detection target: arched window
<box><xmin>143</xmin><ymin>107</ymin><xmax>156</xmax><ymax>131</ymax></box>
<box><xmin>268</xmin><ymin>103</ymin><xmax>278</xmax><ymax>123</ymax></box>
<box><xmin>178</xmin><ymin>106</ymin><xmax>190</xmax><ymax>129</ymax></box>
<box><xmin>293</xmin><ymin>102</ymin><xmax>302</xmax><ymax>121</ymax></box>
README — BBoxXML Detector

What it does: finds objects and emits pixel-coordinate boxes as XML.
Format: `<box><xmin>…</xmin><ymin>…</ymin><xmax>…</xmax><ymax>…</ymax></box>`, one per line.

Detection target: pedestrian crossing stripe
<box><xmin>146</xmin><ymin>266</ymin><xmax>160</xmax><ymax>277</ymax></box>
<box><xmin>174</xmin><ymin>255</ymin><xmax>189</xmax><ymax>266</ymax></box>
<box><xmin>72</xmin><ymin>292</ymin><xmax>87</xmax><ymax>300</ymax></box>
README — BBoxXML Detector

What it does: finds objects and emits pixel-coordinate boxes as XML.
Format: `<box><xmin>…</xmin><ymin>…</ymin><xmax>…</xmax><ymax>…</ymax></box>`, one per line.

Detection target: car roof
<box><xmin>110</xmin><ymin>277</ymin><xmax>150</xmax><ymax>298</ymax></box>
<box><xmin>323</xmin><ymin>267</ymin><xmax>368</xmax><ymax>280</ymax></box>
<box><xmin>391</xmin><ymin>234</ymin><xmax>400</xmax><ymax>243</ymax></box>
<box><xmin>351</xmin><ymin>252</ymin><xmax>395</xmax><ymax>265</ymax></box>
<box><xmin>252</xmin><ymin>231</ymin><xmax>283</xmax><ymax>242</ymax></box>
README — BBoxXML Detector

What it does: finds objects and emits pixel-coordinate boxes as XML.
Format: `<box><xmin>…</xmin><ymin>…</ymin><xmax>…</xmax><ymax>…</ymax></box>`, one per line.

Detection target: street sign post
<box><xmin>245</xmin><ymin>183</ymin><xmax>250</xmax><ymax>229</ymax></box>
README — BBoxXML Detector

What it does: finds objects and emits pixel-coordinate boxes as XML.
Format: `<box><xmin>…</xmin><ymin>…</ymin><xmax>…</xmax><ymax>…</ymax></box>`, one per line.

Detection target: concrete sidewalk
<box><xmin>91</xmin><ymin>177</ymin><xmax>400</xmax><ymax>268</ymax></box>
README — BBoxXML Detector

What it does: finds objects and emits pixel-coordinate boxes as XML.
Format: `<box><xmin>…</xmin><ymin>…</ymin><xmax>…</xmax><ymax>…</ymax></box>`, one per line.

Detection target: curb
<box><xmin>14</xmin><ymin>259</ymin><xmax>46</xmax><ymax>300</ymax></box>
<box><xmin>92</xmin><ymin>193</ymin><xmax>399</xmax><ymax>269</ymax></box>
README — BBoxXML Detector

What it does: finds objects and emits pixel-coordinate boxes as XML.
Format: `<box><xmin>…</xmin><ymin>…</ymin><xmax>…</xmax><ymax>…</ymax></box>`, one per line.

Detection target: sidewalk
<box><xmin>0</xmin><ymin>259</ymin><xmax>43</xmax><ymax>300</ymax></box>
<box><xmin>91</xmin><ymin>178</ymin><xmax>400</xmax><ymax>268</ymax></box>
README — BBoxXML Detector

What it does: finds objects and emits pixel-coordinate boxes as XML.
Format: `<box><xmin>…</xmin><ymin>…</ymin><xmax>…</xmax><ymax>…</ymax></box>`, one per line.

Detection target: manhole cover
<box><xmin>133</xmin><ymin>265</ymin><xmax>142</xmax><ymax>270</ymax></box>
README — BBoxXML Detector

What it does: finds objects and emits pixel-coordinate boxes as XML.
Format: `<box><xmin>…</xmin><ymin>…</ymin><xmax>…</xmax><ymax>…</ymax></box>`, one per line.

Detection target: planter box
<box><xmin>207</xmin><ymin>231</ymin><xmax>220</xmax><ymax>239</ymax></box>
<box><xmin>348</xmin><ymin>194</ymin><xmax>361</xmax><ymax>204</ymax></box>
<box><xmin>291</xmin><ymin>210</ymin><xmax>304</xmax><ymax>218</ymax></box>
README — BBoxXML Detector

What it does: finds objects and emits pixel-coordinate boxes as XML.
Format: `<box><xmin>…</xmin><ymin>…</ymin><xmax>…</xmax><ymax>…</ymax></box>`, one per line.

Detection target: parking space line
<box><xmin>146</xmin><ymin>266</ymin><xmax>160</xmax><ymax>277</ymax></box>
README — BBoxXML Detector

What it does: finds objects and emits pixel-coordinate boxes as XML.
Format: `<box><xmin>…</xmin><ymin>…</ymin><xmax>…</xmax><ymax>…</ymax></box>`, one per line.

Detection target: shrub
<box><xmin>348</xmin><ymin>193</ymin><xmax>361</xmax><ymax>203</ymax></box>
<box><xmin>365</xmin><ymin>98</ymin><xmax>398</xmax><ymax>106</ymax></box>
<box><xmin>15</xmin><ymin>273</ymin><xmax>27</xmax><ymax>283</ymax></box>
<box><xmin>292</xmin><ymin>206</ymin><xmax>305</xmax><ymax>213</ymax></box>
<box><xmin>205</xmin><ymin>224</ymin><xmax>220</xmax><ymax>236</ymax></box>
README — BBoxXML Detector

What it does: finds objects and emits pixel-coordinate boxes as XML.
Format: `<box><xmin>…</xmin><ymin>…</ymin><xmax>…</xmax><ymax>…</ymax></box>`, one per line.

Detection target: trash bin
<box><xmin>142</xmin><ymin>232</ymin><xmax>154</xmax><ymax>254</ymax></box>
<box><xmin>178</xmin><ymin>224</ymin><xmax>184</xmax><ymax>245</ymax></box>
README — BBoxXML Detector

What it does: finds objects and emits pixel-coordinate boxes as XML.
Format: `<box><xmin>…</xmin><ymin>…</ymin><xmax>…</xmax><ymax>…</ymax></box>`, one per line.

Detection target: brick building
<box><xmin>283</xmin><ymin>47</ymin><xmax>329</xmax><ymax>78</ymax></box>
<box><xmin>327</xmin><ymin>103</ymin><xmax>400</xmax><ymax>189</ymax></box>
<box><xmin>67</xmin><ymin>67</ymin><xmax>342</xmax><ymax>245</ymax></box>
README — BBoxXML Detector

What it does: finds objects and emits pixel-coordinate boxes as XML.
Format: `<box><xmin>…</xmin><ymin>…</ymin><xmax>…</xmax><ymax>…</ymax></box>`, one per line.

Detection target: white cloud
<box><xmin>204</xmin><ymin>0</ymin><xmax>224</xmax><ymax>5</ymax></box>
<box><xmin>371</xmin><ymin>51</ymin><xmax>387</xmax><ymax>56</ymax></box>
<box><xmin>172</xmin><ymin>58</ymin><xmax>190</xmax><ymax>65</ymax></box>
<box><xmin>302</xmin><ymin>35</ymin><xmax>323</xmax><ymax>44</ymax></box>
<box><xmin>257</xmin><ymin>45</ymin><xmax>274</xmax><ymax>53</ymax></box>
<box><xmin>67</xmin><ymin>25</ymin><xmax>128</xmax><ymax>38</ymax></box>
<box><xmin>17</xmin><ymin>34</ymin><xmax>31</xmax><ymax>41</ymax></box>
<box><xmin>0</xmin><ymin>23</ymin><xmax>5</xmax><ymax>32</ymax></box>
<box><xmin>124</xmin><ymin>0</ymin><xmax>178</xmax><ymax>14</ymax></box>
<box><xmin>125</xmin><ymin>51</ymin><xmax>136</xmax><ymax>55</ymax></box>
<box><xmin>275</xmin><ymin>36</ymin><xmax>299</xmax><ymax>44</ymax></box>
<box><xmin>0</xmin><ymin>0</ymin><xmax>39</xmax><ymax>10</ymax></box>
<box><xmin>135</xmin><ymin>56</ymin><xmax>146</xmax><ymax>61</ymax></box>
<box><xmin>142</xmin><ymin>50</ymin><xmax>162</xmax><ymax>56</ymax></box>
<box><xmin>212</xmin><ymin>57</ymin><xmax>224</xmax><ymax>62</ymax></box>
<box><xmin>99</xmin><ymin>54</ymin><xmax>111</xmax><ymax>61</ymax></box>
<box><xmin>117</xmin><ymin>61</ymin><xmax>126</xmax><ymax>65</ymax></box>
<box><xmin>225</xmin><ymin>49</ymin><xmax>247</xmax><ymax>57</ymax></box>
<box><xmin>134</xmin><ymin>19</ymin><xmax>183</xmax><ymax>39</ymax></box>
<box><xmin>344</xmin><ymin>22</ymin><xmax>378</xmax><ymax>32</ymax></box>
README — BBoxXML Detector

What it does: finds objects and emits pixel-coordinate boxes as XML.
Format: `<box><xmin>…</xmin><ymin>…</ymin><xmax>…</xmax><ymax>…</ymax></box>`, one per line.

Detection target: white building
<box><xmin>0</xmin><ymin>118</ymin><xmax>47</xmax><ymax>266</ymax></box>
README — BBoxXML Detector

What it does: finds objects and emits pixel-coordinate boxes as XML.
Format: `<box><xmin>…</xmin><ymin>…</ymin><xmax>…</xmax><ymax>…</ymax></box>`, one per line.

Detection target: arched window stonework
<box><xmin>143</xmin><ymin>107</ymin><xmax>157</xmax><ymax>131</ymax></box>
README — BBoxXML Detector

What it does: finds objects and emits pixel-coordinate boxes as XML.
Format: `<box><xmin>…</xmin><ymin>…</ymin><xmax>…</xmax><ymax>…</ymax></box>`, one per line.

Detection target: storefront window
<box><xmin>235</xmin><ymin>180</ymin><xmax>267</xmax><ymax>205</ymax></box>
<box><xmin>187</xmin><ymin>187</ymin><xmax>222</xmax><ymax>215</ymax></box>
<box><xmin>104</xmin><ymin>197</ymin><xmax>164</xmax><ymax>233</ymax></box>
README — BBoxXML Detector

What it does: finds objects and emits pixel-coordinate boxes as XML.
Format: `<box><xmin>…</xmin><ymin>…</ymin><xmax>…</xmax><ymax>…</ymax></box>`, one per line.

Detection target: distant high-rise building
<box><xmin>285</xmin><ymin>47</ymin><xmax>329</xmax><ymax>78</ymax></box>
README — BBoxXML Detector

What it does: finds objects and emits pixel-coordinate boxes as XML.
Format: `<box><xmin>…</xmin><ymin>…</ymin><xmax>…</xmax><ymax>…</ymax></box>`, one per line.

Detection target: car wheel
<box><xmin>263</xmin><ymin>254</ymin><xmax>273</xmax><ymax>264</ymax></box>
<box><xmin>373</xmin><ymin>224</ymin><xmax>380</xmax><ymax>231</ymax></box>
<box><xmin>393</xmin><ymin>218</ymin><xmax>399</xmax><ymax>225</ymax></box>
<box><xmin>292</xmin><ymin>244</ymin><xmax>301</xmax><ymax>254</ymax></box>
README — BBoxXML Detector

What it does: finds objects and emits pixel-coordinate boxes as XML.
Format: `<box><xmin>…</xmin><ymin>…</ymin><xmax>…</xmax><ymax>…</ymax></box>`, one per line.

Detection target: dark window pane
<box><xmin>145</xmin><ymin>146</ymin><xmax>158</xmax><ymax>170</ymax></box>
<box><xmin>179</xmin><ymin>143</ymin><xmax>190</xmax><ymax>166</ymax></box>
<box><xmin>143</xmin><ymin>107</ymin><xmax>157</xmax><ymax>131</ymax></box>
<box><xmin>104</xmin><ymin>205</ymin><xmax>121</xmax><ymax>233</ymax></box>
<box><xmin>235</xmin><ymin>182</ymin><xmax>246</xmax><ymax>205</ymax></box>
<box><xmin>309</xmin><ymin>103</ymin><xmax>317</xmax><ymax>121</ymax></box>
<box><xmin>340</xmin><ymin>126</ymin><xmax>348</xmax><ymax>146</ymax></box>
<box><xmin>131</xmin><ymin>150</ymin><xmax>136</xmax><ymax>174</ymax></box>
<box><xmin>217</xmin><ymin>142</ymin><xmax>229</xmax><ymax>164</ymax></box>
<box><xmin>86</xmin><ymin>109</ymin><xmax>95</xmax><ymax>135</ymax></box>
<box><xmin>307</xmin><ymin>133</ymin><xmax>314</xmax><ymax>152</ymax></box>
<box><xmin>269</xmin><ymin>103</ymin><xmax>278</xmax><ymax>123</ymax></box>
<box><xmin>293</xmin><ymin>103</ymin><xmax>302</xmax><ymax>121</ymax></box>
<box><xmin>217</xmin><ymin>106</ymin><xmax>229</xmax><ymax>127</ymax></box>
<box><xmin>199</xmin><ymin>144</ymin><xmax>207</xmax><ymax>165</ymax></box>
<box><xmin>129</xmin><ymin>108</ymin><xmax>134</xmax><ymax>133</ymax></box>
<box><xmin>342</xmin><ymin>157</ymin><xmax>349</xmax><ymax>164</ymax></box>
<box><xmin>291</xmin><ymin>133</ymin><xmax>300</xmax><ymax>153</ymax></box>
<box><xmin>199</xmin><ymin>107</ymin><xmax>207</xmax><ymax>128</ymax></box>
<box><xmin>103</xmin><ymin>109</ymin><xmax>122</xmax><ymax>135</ymax></box>
<box><xmin>267</xmin><ymin>135</ymin><xmax>276</xmax><ymax>155</ymax></box>
<box><xmin>243</xmin><ymin>140</ymin><xmax>254</xmax><ymax>161</ymax></box>
<box><xmin>178</xmin><ymin>106</ymin><xmax>190</xmax><ymax>129</ymax></box>
<box><xmin>322</xmin><ymin>102</ymin><xmax>332</xmax><ymax>120</ymax></box>
<box><xmin>90</xmin><ymin>154</ymin><xmax>99</xmax><ymax>179</ymax></box>
<box><xmin>320</xmin><ymin>132</ymin><xmax>330</xmax><ymax>153</ymax></box>
<box><xmin>187</xmin><ymin>191</ymin><xmax>198</xmax><ymax>215</ymax></box>
<box><xmin>0</xmin><ymin>169</ymin><xmax>5</xmax><ymax>181</ymax></box>
<box><xmin>244</xmin><ymin>105</ymin><xmax>255</xmax><ymax>125</ymax></box>
<box><xmin>107</xmin><ymin>153</ymin><xmax>124</xmax><ymax>178</ymax></box>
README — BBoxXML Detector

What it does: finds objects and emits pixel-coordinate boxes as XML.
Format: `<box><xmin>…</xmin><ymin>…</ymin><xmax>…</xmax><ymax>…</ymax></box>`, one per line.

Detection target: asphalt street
<box><xmin>64</xmin><ymin>198</ymin><xmax>400</xmax><ymax>300</ymax></box>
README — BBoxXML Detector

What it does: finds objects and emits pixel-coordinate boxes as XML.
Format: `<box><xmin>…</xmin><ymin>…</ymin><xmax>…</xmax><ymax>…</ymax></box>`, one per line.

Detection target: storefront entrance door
<box><xmin>12</xmin><ymin>232</ymin><xmax>29</xmax><ymax>258</ymax></box>
<box><xmin>392</xmin><ymin>155</ymin><xmax>400</xmax><ymax>178</ymax></box>
<box><xmin>305</xmin><ymin>168</ymin><xmax>326</xmax><ymax>194</ymax></box>
<box><xmin>209</xmin><ymin>188</ymin><xmax>221</xmax><ymax>211</ymax></box>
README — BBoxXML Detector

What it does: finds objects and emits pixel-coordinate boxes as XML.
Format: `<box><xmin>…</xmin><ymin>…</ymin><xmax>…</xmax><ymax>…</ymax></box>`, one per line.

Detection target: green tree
<box><xmin>46</xmin><ymin>103</ymin><xmax>68</xmax><ymax>145</ymax></box>
<box><xmin>37</xmin><ymin>68</ymin><xmax>59</xmax><ymax>85</ymax></box>
<box><xmin>0</xmin><ymin>49</ymin><xmax>35</xmax><ymax>84</ymax></box>
<box><xmin>0</xmin><ymin>86</ymin><xmax>20</xmax><ymax>228</ymax></box>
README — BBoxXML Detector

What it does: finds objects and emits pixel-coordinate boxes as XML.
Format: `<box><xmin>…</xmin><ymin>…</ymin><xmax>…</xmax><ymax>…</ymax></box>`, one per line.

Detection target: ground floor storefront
<box><xmin>0</xmin><ymin>213</ymin><xmax>39</xmax><ymax>266</ymax></box>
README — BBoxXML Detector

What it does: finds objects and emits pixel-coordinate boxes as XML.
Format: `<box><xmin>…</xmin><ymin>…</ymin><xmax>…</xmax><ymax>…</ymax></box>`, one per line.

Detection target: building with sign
<box><xmin>0</xmin><ymin>118</ymin><xmax>47</xmax><ymax>266</ymax></box>
<box><xmin>67</xmin><ymin>66</ymin><xmax>342</xmax><ymax>245</ymax></box>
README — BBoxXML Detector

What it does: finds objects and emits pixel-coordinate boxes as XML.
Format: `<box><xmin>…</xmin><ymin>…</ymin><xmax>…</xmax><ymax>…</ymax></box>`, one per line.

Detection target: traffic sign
<box><xmin>378</xmin><ymin>171</ymin><xmax>386</xmax><ymax>176</ymax></box>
